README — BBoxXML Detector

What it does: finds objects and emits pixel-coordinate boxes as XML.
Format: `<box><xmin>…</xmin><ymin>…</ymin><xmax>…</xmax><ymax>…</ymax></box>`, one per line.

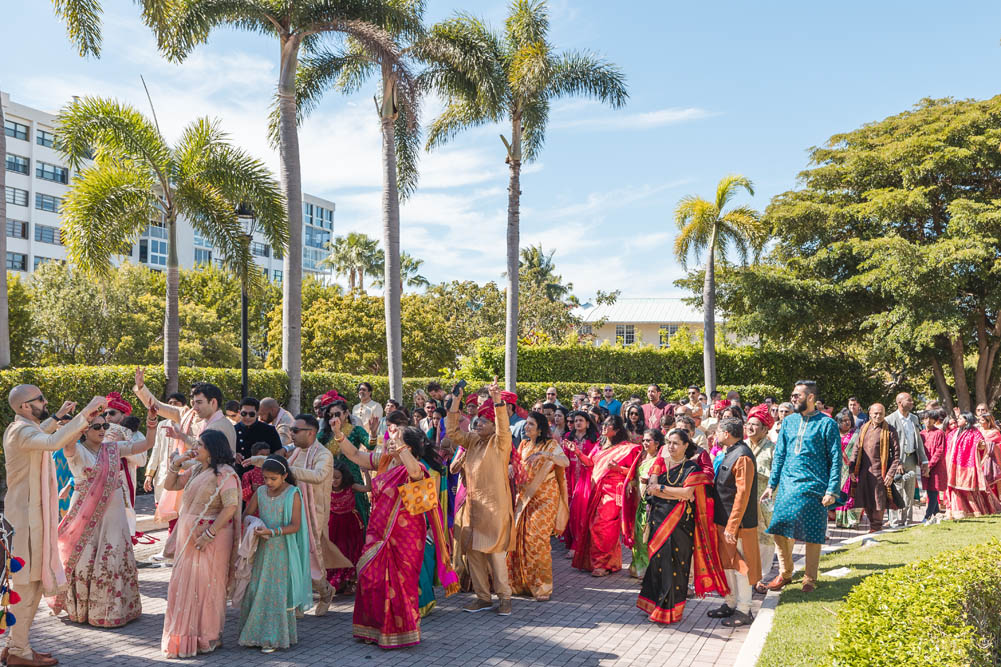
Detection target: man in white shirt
<box><xmin>352</xmin><ymin>382</ymin><xmax>383</xmax><ymax>437</ymax></box>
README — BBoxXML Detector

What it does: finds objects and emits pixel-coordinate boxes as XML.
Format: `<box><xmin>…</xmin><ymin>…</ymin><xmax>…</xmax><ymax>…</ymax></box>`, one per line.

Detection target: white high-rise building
<box><xmin>3</xmin><ymin>91</ymin><xmax>334</xmax><ymax>283</ymax></box>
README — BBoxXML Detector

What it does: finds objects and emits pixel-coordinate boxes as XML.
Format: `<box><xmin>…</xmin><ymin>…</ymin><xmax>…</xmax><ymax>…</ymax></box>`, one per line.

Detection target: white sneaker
<box><xmin>150</xmin><ymin>551</ymin><xmax>167</xmax><ymax>562</ymax></box>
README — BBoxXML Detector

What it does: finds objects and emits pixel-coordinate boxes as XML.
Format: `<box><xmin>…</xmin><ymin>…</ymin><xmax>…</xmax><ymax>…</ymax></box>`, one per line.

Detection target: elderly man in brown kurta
<box><xmin>848</xmin><ymin>403</ymin><xmax>901</xmax><ymax>533</ymax></box>
<box><xmin>3</xmin><ymin>386</ymin><xmax>105</xmax><ymax>667</ymax></box>
<box><xmin>446</xmin><ymin>380</ymin><xmax>516</xmax><ymax>616</ymax></box>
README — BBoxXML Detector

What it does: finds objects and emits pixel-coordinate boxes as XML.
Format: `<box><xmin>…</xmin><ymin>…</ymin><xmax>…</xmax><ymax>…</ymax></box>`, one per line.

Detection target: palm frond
<box><xmin>61</xmin><ymin>164</ymin><xmax>160</xmax><ymax>274</ymax></box>
<box><xmin>417</xmin><ymin>14</ymin><xmax>507</xmax><ymax>110</ymax></box>
<box><xmin>673</xmin><ymin>195</ymin><xmax>716</xmax><ymax>269</ymax></box>
<box><xmin>394</xmin><ymin>102</ymin><xmax>422</xmax><ymax>199</ymax></box>
<box><xmin>297</xmin><ymin>0</ymin><xmax>425</xmax><ymax>42</ymax></box>
<box><xmin>504</xmin><ymin>0</ymin><xmax>549</xmax><ymax>51</ymax></box>
<box><xmin>549</xmin><ymin>50</ymin><xmax>628</xmax><ymax>108</ymax></box>
<box><xmin>53</xmin><ymin>0</ymin><xmax>103</xmax><ymax>57</ymax></box>
<box><xmin>715</xmin><ymin>174</ymin><xmax>754</xmax><ymax>211</ymax></box>
<box><xmin>425</xmin><ymin>100</ymin><xmax>495</xmax><ymax>151</ymax></box>
<box><xmin>158</xmin><ymin>0</ymin><xmax>278</xmax><ymax>62</ymax></box>
<box><xmin>509</xmin><ymin>40</ymin><xmax>551</xmax><ymax>100</ymax></box>
<box><xmin>520</xmin><ymin>96</ymin><xmax>549</xmax><ymax>163</ymax></box>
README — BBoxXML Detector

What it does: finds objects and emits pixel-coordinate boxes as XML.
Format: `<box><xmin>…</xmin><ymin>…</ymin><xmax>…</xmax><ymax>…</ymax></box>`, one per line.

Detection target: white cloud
<box><xmin>554</xmin><ymin>107</ymin><xmax>718</xmax><ymax>131</ymax></box>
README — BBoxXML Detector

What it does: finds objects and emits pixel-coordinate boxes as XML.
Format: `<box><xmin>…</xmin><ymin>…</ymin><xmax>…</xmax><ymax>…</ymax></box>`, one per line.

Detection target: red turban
<box><xmin>320</xmin><ymin>390</ymin><xmax>345</xmax><ymax>408</ymax></box>
<box><xmin>500</xmin><ymin>391</ymin><xmax>518</xmax><ymax>405</ymax></box>
<box><xmin>105</xmin><ymin>392</ymin><xmax>132</xmax><ymax>415</ymax></box>
<box><xmin>746</xmin><ymin>403</ymin><xmax>774</xmax><ymax>429</ymax></box>
<box><xmin>713</xmin><ymin>399</ymin><xmax>731</xmax><ymax>413</ymax></box>
<box><xmin>477</xmin><ymin>399</ymin><xmax>496</xmax><ymax>423</ymax></box>
<box><xmin>465</xmin><ymin>394</ymin><xmax>480</xmax><ymax>407</ymax></box>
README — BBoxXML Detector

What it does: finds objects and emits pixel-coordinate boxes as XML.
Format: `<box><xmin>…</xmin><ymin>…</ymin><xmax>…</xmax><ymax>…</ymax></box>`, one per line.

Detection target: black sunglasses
<box><xmin>290</xmin><ymin>426</ymin><xmax>315</xmax><ymax>434</ymax></box>
<box><xmin>25</xmin><ymin>395</ymin><xmax>45</xmax><ymax>405</ymax></box>
<box><xmin>103</xmin><ymin>410</ymin><xmax>120</xmax><ymax>417</ymax></box>
<box><xmin>240</xmin><ymin>411</ymin><xmax>257</xmax><ymax>417</ymax></box>
<box><xmin>90</xmin><ymin>423</ymin><xmax>111</xmax><ymax>431</ymax></box>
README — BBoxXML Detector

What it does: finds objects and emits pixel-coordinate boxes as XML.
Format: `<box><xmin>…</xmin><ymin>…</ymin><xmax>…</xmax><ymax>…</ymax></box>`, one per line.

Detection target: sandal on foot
<box><xmin>591</xmin><ymin>568</ymin><xmax>609</xmax><ymax>577</ymax></box>
<box><xmin>707</xmin><ymin>604</ymin><xmax>735</xmax><ymax>618</ymax></box>
<box><xmin>721</xmin><ymin>610</ymin><xmax>753</xmax><ymax>627</ymax></box>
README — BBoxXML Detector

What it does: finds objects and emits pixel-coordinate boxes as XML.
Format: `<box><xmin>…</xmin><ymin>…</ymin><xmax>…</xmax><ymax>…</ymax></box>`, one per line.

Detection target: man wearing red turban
<box><xmin>745</xmin><ymin>404</ymin><xmax>777</xmax><ymax>590</ymax></box>
<box><xmin>104</xmin><ymin>392</ymin><xmax>147</xmax><ymax>537</ymax></box>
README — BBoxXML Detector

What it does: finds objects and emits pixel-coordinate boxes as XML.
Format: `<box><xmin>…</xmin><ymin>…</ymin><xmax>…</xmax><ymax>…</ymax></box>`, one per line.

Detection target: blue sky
<box><xmin>5</xmin><ymin>1</ymin><xmax>1001</xmax><ymax>299</ymax></box>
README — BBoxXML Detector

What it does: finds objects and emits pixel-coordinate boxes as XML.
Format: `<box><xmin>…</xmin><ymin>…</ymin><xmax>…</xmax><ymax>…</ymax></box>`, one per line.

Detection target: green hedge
<box><xmin>829</xmin><ymin>539</ymin><xmax>1001</xmax><ymax>667</ymax></box>
<box><xmin>460</xmin><ymin>340</ymin><xmax>885</xmax><ymax>407</ymax></box>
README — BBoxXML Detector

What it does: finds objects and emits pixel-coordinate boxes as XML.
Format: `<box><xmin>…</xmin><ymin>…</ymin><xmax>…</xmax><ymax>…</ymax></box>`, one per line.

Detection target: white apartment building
<box><xmin>3</xmin><ymin>92</ymin><xmax>334</xmax><ymax>282</ymax></box>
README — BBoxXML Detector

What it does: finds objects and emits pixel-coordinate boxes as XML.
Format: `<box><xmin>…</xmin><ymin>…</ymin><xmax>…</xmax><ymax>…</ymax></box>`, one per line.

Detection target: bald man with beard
<box><xmin>3</xmin><ymin>386</ymin><xmax>106</xmax><ymax>666</ymax></box>
<box><xmin>847</xmin><ymin>403</ymin><xmax>901</xmax><ymax>533</ymax></box>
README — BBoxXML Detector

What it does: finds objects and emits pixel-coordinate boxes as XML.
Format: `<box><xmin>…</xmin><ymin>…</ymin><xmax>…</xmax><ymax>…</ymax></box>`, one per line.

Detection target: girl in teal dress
<box><xmin>53</xmin><ymin>449</ymin><xmax>74</xmax><ymax>516</ymax></box>
<box><xmin>239</xmin><ymin>456</ymin><xmax>311</xmax><ymax>654</ymax></box>
<box><xmin>417</xmin><ymin>452</ymin><xmax>449</xmax><ymax>617</ymax></box>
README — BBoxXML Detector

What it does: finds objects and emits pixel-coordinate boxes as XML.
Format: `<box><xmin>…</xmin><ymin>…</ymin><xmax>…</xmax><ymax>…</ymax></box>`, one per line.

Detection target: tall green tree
<box><xmin>519</xmin><ymin>243</ymin><xmax>571</xmax><ymax>302</ymax></box>
<box><xmin>709</xmin><ymin>96</ymin><xmax>1001</xmax><ymax>411</ymax></box>
<box><xmin>155</xmin><ymin>0</ymin><xmax>419</xmax><ymax>412</ymax></box>
<box><xmin>372</xmin><ymin>250</ymin><xmax>430</xmax><ymax>290</ymax></box>
<box><xmin>420</xmin><ymin>0</ymin><xmax>627</xmax><ymax>391</ymax></box>
<box><xmin>673</xmin><ymin>174</ymin><xmax>765</xmax><ymax>395</ymax></box>
<box><xmin>322</xmin><ymin>232</ymin><xmax>383</xmax><ymax>291</ymax></box>
<box><xmin>57</xmin><ymin>97</ymin><xmax>286</xmax><ymax>393</ymax></box>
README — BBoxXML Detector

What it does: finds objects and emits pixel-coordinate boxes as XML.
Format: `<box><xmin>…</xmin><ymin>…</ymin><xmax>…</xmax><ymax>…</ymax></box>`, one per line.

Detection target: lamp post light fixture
<box><xmin>236</xmin><ymin>203</ymin><xmax>256</xmax><ymax>400</ymax></box>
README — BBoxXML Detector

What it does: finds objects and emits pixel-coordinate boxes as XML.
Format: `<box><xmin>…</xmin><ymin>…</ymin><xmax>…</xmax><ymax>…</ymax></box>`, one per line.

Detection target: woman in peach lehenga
<box><xmin>160</xmin><ymin>429</ymin><xmax>241</xmax><ymax>658</ymax></box>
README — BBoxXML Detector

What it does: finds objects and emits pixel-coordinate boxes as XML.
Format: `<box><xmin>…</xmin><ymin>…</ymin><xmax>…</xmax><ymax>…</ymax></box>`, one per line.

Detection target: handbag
<box><xmin>397</xmin><ymin>476</ymin><xmax>438</xmax><ymax>515</ymax></box>
<box><xmin>887</xmin><ymin>482</ymin><xmax>905</xmax><ymax>511</ymax></box>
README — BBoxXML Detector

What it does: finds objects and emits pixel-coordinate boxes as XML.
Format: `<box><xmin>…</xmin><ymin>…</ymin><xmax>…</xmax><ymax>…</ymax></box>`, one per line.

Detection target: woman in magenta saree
<box><xmin>561</xmin><ymin>411</ymin><xmax>600</xmax><ymax>557</ymax></box>
<box><xmin>946</xmin><ymin>413</ymin><xmax>1001</xmax><ymax>518</ymax></box>
<box><xmin>339</xmin><ymin>426</ymin><xmax>458</xmax><ymax>649</ymax></box>
<box><xmin>572</xmin><ymin>415</ymin><xmax>643</xmax><ymax>576</ymax></box>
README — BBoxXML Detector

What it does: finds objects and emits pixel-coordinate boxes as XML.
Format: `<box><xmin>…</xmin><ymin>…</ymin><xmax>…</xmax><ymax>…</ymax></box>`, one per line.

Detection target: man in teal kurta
<box><xmin>760</xmin><ymin>380</ymin><xmax>840</xmax><ymax>593</ymax></box>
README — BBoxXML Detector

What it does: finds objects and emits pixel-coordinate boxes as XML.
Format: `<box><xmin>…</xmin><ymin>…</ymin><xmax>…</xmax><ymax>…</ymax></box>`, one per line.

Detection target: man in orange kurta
<box><xmin>446</xmin><ymin>381</ymin><xmax>516</xmax><ymax>616</ymax></box>
<box><xmin>709</xmin><ymin>417</ymin><xmax>761</xmax><ymax>628</ymax></box>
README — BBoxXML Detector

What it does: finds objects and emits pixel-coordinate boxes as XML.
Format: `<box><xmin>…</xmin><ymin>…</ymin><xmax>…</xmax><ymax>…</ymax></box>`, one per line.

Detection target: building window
<box><xmin>194</xmin><ymin>248</ymin><xmax>212</xmax><ymax>265</ymax></box>
<box><xmin>144</xmin><ymin>223</ymin><xmax>167</xmax><ymax>240</ymax></box>
<box><xmin>303</xmin><ymin>202</ymin><xmax>314</xmax><ymax>225</ymax></box>
<box><xmin>615</xmin><ymin>324</ymin><xmax>635</xmax><ymax>345</ymax></box>
<box><xmin>5</xmin><ymin>187</ymin><xmax>29</xmax><ymax>207</ymax></box>
<box><xmin>303</xmin><ymin>246</ymin><xmax>324</xmax><ymax>271</ymax></box>
<box><xmin>213</xmin><ymin>258</ymin><xmax>225</xmax><ymax>270</ymax></box>
<box><xmin>6</xmin><ymin>252</ymin><xmax>27</xmax><ymax>271</ymax></box>
<box><xmin>6</xmin><ymin>154</ymin><xmax>29</xmax><ymax>174</ymax></box>
<box><xmin>36</xmin><ymin>162</ymin><xmax>69</xmax><ymax>184</ymax></box>
<box><xmin>139</xmin><ymin>239</ymin><xmax>167</xmax><ymax>265</ymax></box>
<box><xmin>273</xmin><ymin>269</ymin><xmax>282</xmax><ymax>283</ymax></box>
<box><xmin>304</xmin><ymin>225</ymin><xmax>330</xmax><ymax>249</ymax></box>
<box><xmin>35</xmin><ymin>193</ymin><xmax>62</xmax><ymax>212</ymax></box>
<box><xmin>659</xmin><ymin>324</ymin><xmax>679</xmax><ymax>347</ymax></box>
<box><xmin>34</xmin><ymin>224</ymin><xmax>62</xmax><ymax>245</ymax></box>
<box><xmin>193</xmin><ymin>232</ymin><xmax>212</xmax><ymax>248</ymax></box>
<box><xmin>6</xmin><ymin>219</ymin><xmax>28</xmax><ymax>239</ymax></box>
<box><xmin>578</xmin><ymin>324</ymin><xmax>593</xmax><ymax>336</ymax></box>
<box><xmin>4</xmin><ymin>120</ymin><xmax>28</xmax><ymax>141</ymax></box>
<box><xmin>36</xmin><ymin>129</ymin><xmax>56</xmax><ymax>148</ymax></box>
<box><xmin>251</xmin><ymin>241</ymin><xmax>270</xmax><ymax>257</ymax></box>
<box><xmin>33</xmin><ymin>256</ymin><xmax>55</xmax><ymax>270</ymax></box>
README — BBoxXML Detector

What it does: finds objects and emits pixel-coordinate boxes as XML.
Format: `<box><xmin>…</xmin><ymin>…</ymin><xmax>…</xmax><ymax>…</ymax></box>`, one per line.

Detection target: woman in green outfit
<box><xmin>630</xmin><ymin>429</ymin><xmax>664</xmax><ymax>578</ymax></box>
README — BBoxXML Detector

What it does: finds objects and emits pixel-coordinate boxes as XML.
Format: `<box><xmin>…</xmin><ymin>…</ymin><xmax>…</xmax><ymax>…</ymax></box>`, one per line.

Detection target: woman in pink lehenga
<box><xmin>49</xmin><ymin>412</ymin><xmax>156</xmax><ymax>627</ymax></box>
<box><xmin>160</xmin><ymin>430</ymin><xmax>241</xmax><ymax>658</ymax></box>
<box><xmin>339</xmin><ymin>426</ymin><xmax>458</xmax><ymax>649</ymax></box>
<box><xmin>572</xmin><ymin>415</ymin><xmax>643</xmax><ymax>577</ymax></box>
<box><xmin>561</xmin><ymin>411</ymin><xmax>600</xmax><ymax>558</ymax></box>
<box><xmin>946</xmin><ymin>412</ymin><xmax>1001</xmax><ymax>519</ymax></box>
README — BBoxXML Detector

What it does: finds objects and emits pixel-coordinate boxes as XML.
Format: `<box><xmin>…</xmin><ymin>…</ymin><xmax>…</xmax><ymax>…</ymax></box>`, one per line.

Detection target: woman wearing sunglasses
<box><xmin>49</xmin><ymin>410</ymin><xmax>157</xmax><ymax>628</ymax></box>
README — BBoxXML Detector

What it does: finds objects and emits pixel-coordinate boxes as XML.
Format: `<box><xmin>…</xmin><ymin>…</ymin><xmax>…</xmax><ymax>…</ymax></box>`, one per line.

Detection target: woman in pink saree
<box><xmin>49</xmin><ymin>412</ymin><xmax>156</xmax><ymax>627</ymax></box>
<box><xmin>572</xmin><ymin>415</ymin><xmax>643</xmax><ymax>576</ymax></box>
<box><xmin>561</xmin><ymin>411</ymin><xmax>600</xmax><ymax>558</ymax></box>
<box><xmin>160</xmin><ymin>429</ymin><xmax>242</xmax><ymax>658</ymax></box>
<box><xmin>946</xmin><ymin>412</ymin><xmax>1001</xmax><ymax>519</ymax></box>
<box><xmin>339</xmin><ymin>426</ymin><xmax>458</xmax><ymax>649</ymax></box>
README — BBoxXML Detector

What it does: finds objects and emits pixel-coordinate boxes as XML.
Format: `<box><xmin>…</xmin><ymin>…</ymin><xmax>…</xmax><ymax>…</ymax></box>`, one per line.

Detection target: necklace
<box><xmin>666</xmin><ymin>459</ymin><xmax>685</xmax><ymax>485</ymax></box>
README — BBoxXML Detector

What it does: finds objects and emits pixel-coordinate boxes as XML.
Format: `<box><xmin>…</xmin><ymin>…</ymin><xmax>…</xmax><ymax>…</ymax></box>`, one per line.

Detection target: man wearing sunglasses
<box><xmin>132</xmin><ymin>367</ymin><xmax>236</xmax><ymax>455</ymax></box>
<box><xmin>4</xmin><ymin>386</ymin><xmax>106</xmax><ymax>667</ymax></box>
<box><xmin>232</xmin><ymin>397</ymin><xmax>282</xmax><ymax>474</ymax></box>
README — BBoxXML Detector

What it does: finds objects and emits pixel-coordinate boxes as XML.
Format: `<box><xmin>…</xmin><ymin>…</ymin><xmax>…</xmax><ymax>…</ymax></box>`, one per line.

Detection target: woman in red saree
<box><xmin>339</xmin><ymin>426</ymin><xmax>458</xmax><ymax>649</ymax></box>
<box><xmin>572</xmin><ymin>415</ymin><xmax>643</xmax><ymax>576</ymax></box>
<box><xmin>947</xmin><ymin>412</ymin><xmax>1001</xmax><ymax>518</ymax></box>
<box><xmin>638</xmin><ymin>428</ymin><xmax>728</xmax><ymax>625</ymax></box>
<box><xmin>561</xmin><ymin>411</ymin><xmax>600</xmax><ymax>557</ymax></box>
<box><xmin>508</xmin><ymin>412</ymin><xmax>569</xmax><ymax>600</ymax></box>
<box><xmin>49</xmin><ymin>412</ymin><xmax>155</xmax><ymax>627</ymax></box>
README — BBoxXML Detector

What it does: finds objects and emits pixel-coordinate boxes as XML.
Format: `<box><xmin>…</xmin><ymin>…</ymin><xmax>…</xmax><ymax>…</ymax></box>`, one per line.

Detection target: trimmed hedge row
<box><xmin>461</xmin><ymin>341</ymin><xmax>885</xmax><ymax>407</ymax></box>
<box><xmin>0</xmin><ymin>366</ymin><xmax>784</xmax><ymax>426</ymax></box>
<box><xmin>829</xmin><ymin>539</ymin><xmax>1001</xmax><ymax>667</ymax></box>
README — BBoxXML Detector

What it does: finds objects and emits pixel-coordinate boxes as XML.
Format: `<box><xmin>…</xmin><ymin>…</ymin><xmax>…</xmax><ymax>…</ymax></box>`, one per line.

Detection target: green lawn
<box><xmin>756</xmin><ymin>515</ymin><xmax>1001</xmax><ymax>667</ymax></box>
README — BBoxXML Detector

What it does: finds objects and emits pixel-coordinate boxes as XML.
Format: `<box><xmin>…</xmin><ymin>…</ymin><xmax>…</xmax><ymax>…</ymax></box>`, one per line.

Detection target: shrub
<box><xmin>829</xmin><ymin>539</ymin><xmax>1001</xmax><ymax>667</ymax></box>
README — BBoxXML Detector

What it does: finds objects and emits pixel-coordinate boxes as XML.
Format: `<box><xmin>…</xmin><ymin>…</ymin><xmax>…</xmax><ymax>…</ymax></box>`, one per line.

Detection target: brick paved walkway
<box><xmin>24</xmin><ymin>497</ymin><xmax>760</xmax><ymax>666</ymax></box>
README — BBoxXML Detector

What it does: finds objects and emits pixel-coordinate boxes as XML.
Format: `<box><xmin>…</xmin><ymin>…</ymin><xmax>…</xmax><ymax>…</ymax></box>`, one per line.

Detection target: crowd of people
<box><xmin>3</xmin><ymin>373</ymin><xmax>1000</xmax><ymax>664</ymax></box>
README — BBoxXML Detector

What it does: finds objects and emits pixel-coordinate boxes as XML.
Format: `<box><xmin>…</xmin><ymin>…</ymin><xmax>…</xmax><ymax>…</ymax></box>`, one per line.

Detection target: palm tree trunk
<box><xmin>929</xmin><ymin>355</ymin><xmax>955</xmax><ymax>415</ymax></box>
<box><xmin>702</xmin><ymin>224</ymin><xmax>718</xmax><ymax>395</ymax></box>
<box><xmin>380</xmin><ymin>66</ymin><xmax>403</xmax><ymax>402</ymax></box>
<box><xmin>0</xmin><ymin>98</ymin><xmax>9</xmax><ymax>368</ymax></box>
<box><xmin>164</xmin><ymin>213</ymin><xmax>180</xmax><ymax>394</ymax></box>
<box><xmin>504</xmin><ymin>116</ymin><xmax>523</xmax><ymax>392</ymax></box>
<box><xmin>278</xmin><ymin>38</ymin><xmax>304</xmax><ymax>413</ymax></box>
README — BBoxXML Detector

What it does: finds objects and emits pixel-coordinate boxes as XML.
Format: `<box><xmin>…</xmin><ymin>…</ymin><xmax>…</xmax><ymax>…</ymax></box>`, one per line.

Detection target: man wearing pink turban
<box><xmin>745</xmin><ymin>404</ymin><xmax>777</xmax><ymax>588</ymax></box>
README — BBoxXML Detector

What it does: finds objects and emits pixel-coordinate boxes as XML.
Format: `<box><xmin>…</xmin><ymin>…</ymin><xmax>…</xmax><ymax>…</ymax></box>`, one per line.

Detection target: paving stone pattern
<box><xmin>25</xmin><ymin>496</ymin><xmax>760</xmax><ymax>666</ymax></box>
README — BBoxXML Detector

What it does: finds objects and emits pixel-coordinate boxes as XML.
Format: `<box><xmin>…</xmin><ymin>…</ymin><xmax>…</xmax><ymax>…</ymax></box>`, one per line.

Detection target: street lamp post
<box><xmin>237</xmin><ymin>204</ymin><xmax>256</xmax><ymax>399</ymax></box>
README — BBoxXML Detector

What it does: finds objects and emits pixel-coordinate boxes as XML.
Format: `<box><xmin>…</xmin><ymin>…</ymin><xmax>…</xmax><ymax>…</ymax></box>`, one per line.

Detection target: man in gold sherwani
<box><xmin>132</xmin><ymin>367</ymin><xmax>236</xmax><ymax>454</ymax></box>
<box><xmin>3</xmin><ymin>386</ymin><xmax>105</xmax><ymax>667</ymax></box>
<box><xmin>447</xmin><ymin>380</ymin><xmax>516</xmax><ymax>616</ymax></box>
<box><xmin>247</xmin><ymin>414</ymin><xmax>350</xmax><ymax>616</ymax></box>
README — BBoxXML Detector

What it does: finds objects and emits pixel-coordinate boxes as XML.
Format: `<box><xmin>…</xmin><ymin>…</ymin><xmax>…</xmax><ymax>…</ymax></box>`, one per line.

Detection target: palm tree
<box><xmin>155</xmin><ymin>0</ymin><xmax>419</xmax><ymax>412</ymax></box>
<box><xmin>285</xmin><ymin>2</ymin><xmax>424</xmax><ymax>402</ymax></box>
<box><xmin>321</xmin><ymin>232</ymin><xmax>382</xmax><ymax>292</ymax></box>
<box><xmin>57</xmin><ymin>97</ymin><xmax>287</xmax><ymax>393</ymax></box>
<box><xmin>420</xmin><ymin>0</ymin><xmax>628</xmax><ymax>391</ymax></box>
<box><xmin>519</xmin><ymin>243</ymin><xmax>570</xmax><ymax>302</ymax></box>
<box><xmin>673</xmin><ymin>174</ymin><xmax>767</xmax><ymax>395</ymax></box>
<box><xmin>372</xmin><ymin>250</ymin><xmax>430</xmax><ymax>290</ymax></box>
